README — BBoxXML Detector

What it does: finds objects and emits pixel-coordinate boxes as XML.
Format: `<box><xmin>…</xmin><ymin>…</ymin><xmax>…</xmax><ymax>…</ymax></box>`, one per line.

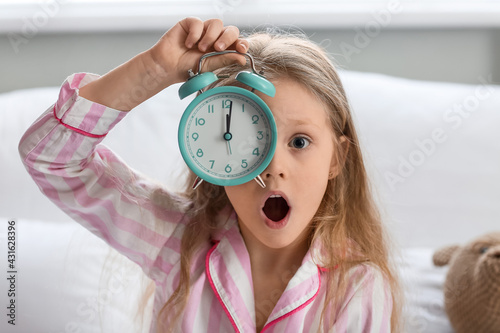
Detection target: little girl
<box><xmin>19</xmin><ymin>18</ymin><xmax>400</xmax><ymax>332</ymax></box>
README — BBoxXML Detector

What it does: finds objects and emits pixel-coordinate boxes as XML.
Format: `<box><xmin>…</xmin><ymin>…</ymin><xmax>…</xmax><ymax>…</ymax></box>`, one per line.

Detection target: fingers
<box><xmin>180</xmin><ymin>18</ymin><xmax>205</xmax><ymax>49</ymax></box>
<box><xmin>181</xmin><ymin>17</ymin><xmax>247</xmax><ymax>53</ymax></box>
<box><xmin>235</xmin><ymin>39</ymin><xmax>249</xmax><ymax>53</ymax></box>
<box><xmin>198</xmin><ymin>19</ymin><xmax>224</xmax><ymax>51</ymax></box>
<box><xmin>217</xmin><ymin>27</ymin><xmax>249</xmax><ymax>54</ymax></box>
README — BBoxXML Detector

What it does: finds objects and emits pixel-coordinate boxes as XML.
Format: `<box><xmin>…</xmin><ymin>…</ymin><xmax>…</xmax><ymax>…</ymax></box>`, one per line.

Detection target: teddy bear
<box><xmin>433</xmin><ymin>232</ymin><xmax>500</xmax><ymax>333</ymax></box>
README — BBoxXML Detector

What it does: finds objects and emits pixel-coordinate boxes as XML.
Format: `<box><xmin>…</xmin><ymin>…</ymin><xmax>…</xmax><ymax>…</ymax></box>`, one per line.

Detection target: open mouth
<box><xmin>263</xmin><ymin>195</ymin><xmax>290</xmax><ymax>222</ymax></box>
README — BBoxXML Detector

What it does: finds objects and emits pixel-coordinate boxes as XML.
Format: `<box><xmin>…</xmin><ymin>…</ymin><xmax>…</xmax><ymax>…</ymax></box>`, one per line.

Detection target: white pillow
<box><xmin>340</xmin><ymin>71</ymin><xmax>500</xmax><ymax>247</ymax></box>
<box><xmin>0</xmin><ymin>218</ymin><xmax>152</xmax><ymax>333</ymax></box>
<box><xmin>0</xmin><ymin>87</ymin><xmax>68</xmax><ymax>222</ymax></box>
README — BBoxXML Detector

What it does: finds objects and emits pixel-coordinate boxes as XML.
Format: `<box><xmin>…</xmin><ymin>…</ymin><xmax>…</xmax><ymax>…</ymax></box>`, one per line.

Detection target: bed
<box><xmin>1</xmin><ymin>70</ymin><xmax>499</xmax><ymax>332</ymax></box>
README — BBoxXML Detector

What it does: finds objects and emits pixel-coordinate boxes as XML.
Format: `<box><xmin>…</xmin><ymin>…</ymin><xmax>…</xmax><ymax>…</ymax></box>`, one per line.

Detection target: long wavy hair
<box><xmin>155</xmin><ymin>30</ymin><xmax>402</xmax><ymax>332</ymax></box>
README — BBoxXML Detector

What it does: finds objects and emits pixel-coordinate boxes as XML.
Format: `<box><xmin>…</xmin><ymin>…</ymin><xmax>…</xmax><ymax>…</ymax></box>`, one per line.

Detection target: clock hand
<box><xmin>224</xmin><ymin>101</ymin><xmax>233</xmax><ymax>155</ymax></box>
<box><xmin>223</xmin><ymin>101</ymin><xmax>233</xmax><ymax>141</ymax></box>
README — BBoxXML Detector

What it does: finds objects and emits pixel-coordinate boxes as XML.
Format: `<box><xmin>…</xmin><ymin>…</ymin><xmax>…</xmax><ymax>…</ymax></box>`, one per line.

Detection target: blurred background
<box><xmin>1</xmin><ymin>0</ymin><xmax>500</xmax><ymax>93</ymax></box>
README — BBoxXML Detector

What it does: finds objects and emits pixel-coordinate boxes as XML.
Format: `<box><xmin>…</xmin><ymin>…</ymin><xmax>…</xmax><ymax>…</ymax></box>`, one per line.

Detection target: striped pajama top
<box><xmin>19</xmin><ymin>73</ymin><xmax>393</xmax><ymax>333</ymax></box>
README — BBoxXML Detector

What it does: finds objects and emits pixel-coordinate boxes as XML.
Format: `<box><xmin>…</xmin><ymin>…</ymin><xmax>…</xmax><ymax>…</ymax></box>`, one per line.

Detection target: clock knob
<box><xmin>235</xmin><ymin>71</ymin><xmax>276</xmax><ymax>97</ymax></box>
<box><xmin>178</xmin><ymin>72</ymin><xmax>218</xmax><ymax>99</ymax></box>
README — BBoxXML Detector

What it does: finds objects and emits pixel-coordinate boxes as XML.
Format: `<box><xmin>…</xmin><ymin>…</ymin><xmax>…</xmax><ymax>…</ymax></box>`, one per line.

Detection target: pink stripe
<box><xmin>22</xmin><ymin>116</ymin><xmax>74</xmax><ymax>200</ymax></box>
<box><xmin>106</xmin><ymin>107</ymin><xmax>126</xmax><ymax>129</ymax></box>
<box><xmin>53</xmin><ymin>106</ymin><xmax>107</xmax><ymax>138</ymax></box>
<box><xmin>18</xmin><ymin>111</ymin><xmax>53</xmax><ymax>156</ymax></box>
<box><xmin>336</xmin><ymin>265</ymin><xmax>369</xmax><ymax>332</ymax></box>
<box><xmin>77</xmin><ymin>102</ymin><xmax>107</xmax><ymax>133</ymax></box>
<box><xmin>55</xmin><ymin>80</ymin><xmax>75</xmax><ymax>112</ymax></box>
<box><xmin>86</xmin><ymin>165</ymin><xmax>183</xmax><ymax>247</ymax></box>
<box><xmin>224</xmin><ymin>226</ymin><xmax>253</xmax><ymax>290</ymax></box>
<box><xmin>81</xmin><ymin>162</ymin><xmax>181</xmax><ymax>247</ymax></box>
<box><xmin>55</xmin><ymin>73</ymin><xmax>86</xmax><ymax>113</ymax></box>
<box><xmin>206</xmin><ymin>241</ymin><xmax>240</xmax><ymax>333</ymax></box>
<box><xmin>301</xmin><ymin>282</ymin><xmax>325</xmax><ymax>331</ymax></box>
<box><xmin>360</xmin><ymin>269</ymin><xmax>375</xmax><ymax>331</ymax></box>
<box><xmin>70</xmin><ymin>73</ymin><xmax>87</xmax><ymax>89</ymax></box>
<box><xmin>331</xmin><ymin>272</ymin><xmax>357</xmax><ymax>332</ymax></box>
<box><xmin>378</xmin><ymin>278</ymin><xmax>392</xmax><ymax>333</ymax></box>
<box><xmin>322</xmin><ymin>296</ymin><xmax>334</xmax><ymax>332</ymax></box>
<box><xmin>210</xmin><ymin>237</ymin><xmax>255</xmax><ymax>331</ymax></box>
<box><xmin>333</xmin><ymin>302</ymin><xmax>348</xmax><ymax>331</ymax></box>
<box><xmin>63</xmin><ymin>195</ymin><xmax>154</xmax><ymax>266</ymax></box>
<box><xmin>261</xmin><ymin>267</ymin><xmax>321</xmax><ymax>333</ymax></box>
<box><xmin>66</xmin><ymin>177</ymin><xmax>165</xmax><ymax>246</ymax></box>
<box><xmin>170</xmin><ymin>268</ymin><xmax>181</xmax><ymax>297</ymax></box>
<box><xmin>88</xmin><ymin>148</ymin><xmax>185</xmax><ymax>227</ymax></box>
<box><xmin>283</xmin><ymin>298</ymin><xmax>311</xmax><ymax>332</ymax></box>
<box><xmin>50</xmin><ymin>120</ymin><xmax>96</xmax><ymax>164</ymax></box>
<box><xmin>207</xmin><ymin>290</ymin><xmax>224</xmax><ymax>332</ymax></box>
<box><xmin>182</xmin><ymin>271</ymin><xmax>206</xmax><ymax>333</ymax></box>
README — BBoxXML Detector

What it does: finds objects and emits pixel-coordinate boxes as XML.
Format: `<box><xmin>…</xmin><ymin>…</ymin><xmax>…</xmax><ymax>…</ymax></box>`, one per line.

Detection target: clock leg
<box><xmin>254</xmin><ymin>175</ymin><xmax>266</xmax><ymax>189</ymax></box>
<box><xmin>192</xmin><ymin>177</ymin><xmax>204</xmax><ymax>190</ymax></box>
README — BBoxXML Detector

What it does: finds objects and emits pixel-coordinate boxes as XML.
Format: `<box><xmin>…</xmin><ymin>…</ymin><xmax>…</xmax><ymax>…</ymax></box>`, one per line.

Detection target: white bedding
<box><xmin>1</xmin><ymin>218</ymin><xmax>152</xmax><ymax>333</ymax></box>
<box><xmin>399</xmin><ymin>249</ymin><xmax>454</xmax><ymax>333</ymax></box>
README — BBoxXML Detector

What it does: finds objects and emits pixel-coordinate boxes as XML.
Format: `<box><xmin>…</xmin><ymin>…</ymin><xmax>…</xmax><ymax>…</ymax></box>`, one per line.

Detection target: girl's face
<box><xmin>225</xmin><ymin>78</ymin><xmax>340</xmax><ymax>251</ymax></box>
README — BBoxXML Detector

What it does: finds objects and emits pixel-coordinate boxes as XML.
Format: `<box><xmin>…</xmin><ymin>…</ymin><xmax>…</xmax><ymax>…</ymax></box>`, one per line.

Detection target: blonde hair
<box><xmin>156</xmin><ymin>30</ymin><xmax>402</xmax><ymax>332</ymax></box>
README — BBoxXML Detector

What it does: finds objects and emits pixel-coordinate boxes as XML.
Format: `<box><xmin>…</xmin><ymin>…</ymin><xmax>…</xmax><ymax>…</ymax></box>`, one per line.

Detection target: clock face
<box><xmin>178</xmin><ymin>86</ymin><xmax>277</xmax><ymax>186</ymax></box>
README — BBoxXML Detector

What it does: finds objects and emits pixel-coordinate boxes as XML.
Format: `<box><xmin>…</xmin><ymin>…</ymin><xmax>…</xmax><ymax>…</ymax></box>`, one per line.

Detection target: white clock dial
<box><xmin>178</xmin><ymin>86</ymin><xmax>276</xmax><ymax>186</ymax></box>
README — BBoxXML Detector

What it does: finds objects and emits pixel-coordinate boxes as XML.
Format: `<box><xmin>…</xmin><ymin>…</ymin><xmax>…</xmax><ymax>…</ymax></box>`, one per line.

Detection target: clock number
<box><xmin>252</xmin><ymin>148</ymin><xmax>260</xmax><ymax>156</ymax></box>
<box><xmin>257</xmin><ymin>131</ymin><xmax>264</xmax><ymax>140</ymax></box>
<box><xmin>196</xmin><ymin>118</ymin><xmax>205</xmax><ymax>126</ymax></box>
<box><xmin>197</xmin><ymin>149</ymin><xmax>204</xmax><ymax>157</ymax></box>
<box><xmin>242</xmin><ymin>104</ymin><xmax>245</xmax><ymax>113</ymax></box>
<box><xmin>209</xmin><ymin>160</ymin><xmax>215</xmax><ymax>169</ymax></box>
<box><xmin>225</xmin><ymin>164</ymin><xmax>232</xmax><ymax>173</ymax></box>
<box><xmin>208</xmin><ymin>105</ymin><xmax>214</xmax><ymax>113</ymax></box>
<box><xmin>192</xmin><ymin>133</ymin><xmax>199</xmax><ymax>141</ymax></box>
<box><xmin>222</xmin><ymin>100</ymin><xmax>232</xmax><ymax>109</ymax></box>
<box><xmin>241</xmin><ymin>159</ymin><xmax>248</xmax><ymax>168</ymax></box>
<box><xmin>252</xmin><ymin>115</ymin><xmax>259</xmax><ymax>124</ymax></box>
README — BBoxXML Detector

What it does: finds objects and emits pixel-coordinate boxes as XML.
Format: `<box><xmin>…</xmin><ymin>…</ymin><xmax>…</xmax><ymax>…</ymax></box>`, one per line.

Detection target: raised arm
<box><xmin>79</xmin><ymin>17</ymin><xmax>249</xmax><ymax>111</ymax></box>
<box><xmin>18</xmin><ymin>18</ymin><xmax>248</xmax><ymax>280</ymax></box>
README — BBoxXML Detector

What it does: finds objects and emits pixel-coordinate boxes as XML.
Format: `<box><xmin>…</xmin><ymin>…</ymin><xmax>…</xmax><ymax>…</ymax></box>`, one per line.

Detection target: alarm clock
<box><xmin>178</xmin><ymin>51</ymin><xmax>277</xmax><ymax>189</ymax></box>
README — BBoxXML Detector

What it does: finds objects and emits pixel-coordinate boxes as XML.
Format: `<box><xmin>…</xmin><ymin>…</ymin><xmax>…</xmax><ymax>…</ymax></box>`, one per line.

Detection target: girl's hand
<box><xmin>79</xmin><ymin>17</ymin><xmax>248</xmax><ymax>111</ymax></box>
<box><xmin>149</xmin><ymin>17</ymin><xmax>249</xmax><ymax>84</ymax></box>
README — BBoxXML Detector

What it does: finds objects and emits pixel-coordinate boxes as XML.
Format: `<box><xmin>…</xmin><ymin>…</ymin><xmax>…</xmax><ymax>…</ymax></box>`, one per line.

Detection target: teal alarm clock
<box><xmin>178</xmin><ymin>51</ymin><xmax>277</xmax><ymax>188</ymax></box>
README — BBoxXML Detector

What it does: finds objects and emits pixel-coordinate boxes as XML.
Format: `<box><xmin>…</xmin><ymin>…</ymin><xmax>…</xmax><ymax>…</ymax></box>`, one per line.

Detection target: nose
<box><xmin>263</xmin><ymin>145</ymin><xmax>286</xmax><ymax>180</ymax></box>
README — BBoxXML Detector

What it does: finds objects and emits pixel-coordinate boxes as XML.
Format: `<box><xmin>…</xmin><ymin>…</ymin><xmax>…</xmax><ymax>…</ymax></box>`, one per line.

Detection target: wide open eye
<box><xmin>289</xmin><ymin>136</ymin><xmax>311</xmax><ymax>149</ymax></box>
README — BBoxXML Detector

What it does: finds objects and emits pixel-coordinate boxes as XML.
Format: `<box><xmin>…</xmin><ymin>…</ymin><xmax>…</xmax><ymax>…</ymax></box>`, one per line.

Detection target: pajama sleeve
<box><xmin>18</xmin><ymin>73</ymin><xmax>189</xmax><ymax>283</ymax></box>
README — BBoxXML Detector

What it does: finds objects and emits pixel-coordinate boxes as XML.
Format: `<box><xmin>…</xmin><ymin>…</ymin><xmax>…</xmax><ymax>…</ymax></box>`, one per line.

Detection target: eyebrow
<box><xmin>287</xmin><ymin>118</ymin><xmax>322</xmax><ymax>129</ymax></box>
